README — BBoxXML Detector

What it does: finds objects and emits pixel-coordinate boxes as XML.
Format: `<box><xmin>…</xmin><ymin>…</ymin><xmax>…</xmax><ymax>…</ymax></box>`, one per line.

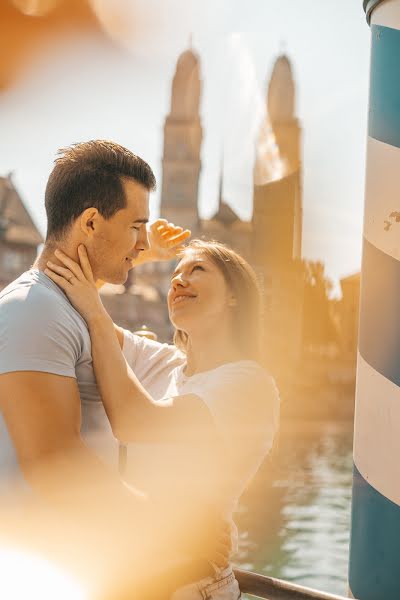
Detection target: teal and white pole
<box><xmin>349</xmin><ymin>2</ymin><xmax>400</xmax><ymax>598</ymax></box>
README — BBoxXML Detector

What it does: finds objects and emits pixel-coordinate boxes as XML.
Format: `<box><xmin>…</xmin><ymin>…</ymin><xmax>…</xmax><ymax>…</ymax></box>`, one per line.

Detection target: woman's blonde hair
<box><xmin>173</xmin><ymin>240</ymin><xmax>263</xmax><ymax>361</ymax></box>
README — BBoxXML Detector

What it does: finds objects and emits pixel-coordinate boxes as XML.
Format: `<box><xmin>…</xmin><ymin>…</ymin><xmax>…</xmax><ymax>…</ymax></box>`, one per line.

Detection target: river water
<box><xmin>235</xmin><ymin>421</ymin><xmax>354</xmax><ymax>597</ymax></box>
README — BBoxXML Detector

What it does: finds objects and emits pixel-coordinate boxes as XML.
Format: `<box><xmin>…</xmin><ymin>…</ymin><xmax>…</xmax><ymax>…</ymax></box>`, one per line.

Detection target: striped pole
<box><xmin>349</xmin><ymin>2</ymin><xmax>400</xmax><ymax>598</ymax></box>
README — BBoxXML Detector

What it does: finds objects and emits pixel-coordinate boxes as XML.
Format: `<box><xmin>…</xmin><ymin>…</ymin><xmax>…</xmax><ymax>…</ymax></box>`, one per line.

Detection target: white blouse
<box><xmin>122</xmin><ymin>330</ymin><xmax>280</xmax><ymax>516</ymax></box>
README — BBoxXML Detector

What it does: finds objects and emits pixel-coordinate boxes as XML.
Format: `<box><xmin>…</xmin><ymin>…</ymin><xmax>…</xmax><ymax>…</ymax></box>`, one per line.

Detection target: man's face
<box><xmin>86</xmin><ymin>178</ymin><xmax>150</xmax><ymax>284</ymax></box>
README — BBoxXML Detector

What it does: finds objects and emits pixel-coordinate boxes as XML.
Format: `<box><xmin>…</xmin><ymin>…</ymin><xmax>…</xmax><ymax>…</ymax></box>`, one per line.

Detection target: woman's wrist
<box><xmin>86</xmin><ymin>306</ymin><xmax>113</xmax><ymax>330</ymax></box>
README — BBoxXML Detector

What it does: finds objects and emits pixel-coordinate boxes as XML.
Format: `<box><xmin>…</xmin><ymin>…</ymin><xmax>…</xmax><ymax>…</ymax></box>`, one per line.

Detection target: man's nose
<box><xmin>136</xmin><ymin>226</ymin><xmax>150</xmax><ymax>252</ymax></box>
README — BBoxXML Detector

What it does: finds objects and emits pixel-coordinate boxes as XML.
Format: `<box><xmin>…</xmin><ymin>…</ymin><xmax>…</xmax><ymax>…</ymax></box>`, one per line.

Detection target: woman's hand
<box><xmin>133</xmin><ymin>219</ymin><xmax>191</xmax><ymax>266</ymax></box>
<box><xmin>93</xmin><ymin>220</ymin><xmax>190</xmax><ymax>289</ymax></box>
<box><xmin>44</xmin><ymin>245</ymin><xmax>108</xmax><ymax>325</ymax></box>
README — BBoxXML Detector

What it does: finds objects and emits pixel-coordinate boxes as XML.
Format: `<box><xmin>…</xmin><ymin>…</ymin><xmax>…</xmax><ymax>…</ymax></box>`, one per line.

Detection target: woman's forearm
<box><xmin>87</xmin><ymin>313</ymin><xmax>216</xmax><ymax>444</ymax></box>
<box><xmin>87</xmin><ymin>311</ymin><xmax>158</xmax><ymax>441</ymax></box>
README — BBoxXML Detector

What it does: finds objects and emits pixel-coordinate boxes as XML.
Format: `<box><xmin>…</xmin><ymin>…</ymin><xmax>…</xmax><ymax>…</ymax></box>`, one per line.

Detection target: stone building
<box><xmin>0</xmin><ymin>174</ymin><xmax>43</xmax><ymax>289</ymax></box>
<box><xmin>334</xmin><ymin>272</ymin><xmax>360</xmax><ymax>358</ymax></box>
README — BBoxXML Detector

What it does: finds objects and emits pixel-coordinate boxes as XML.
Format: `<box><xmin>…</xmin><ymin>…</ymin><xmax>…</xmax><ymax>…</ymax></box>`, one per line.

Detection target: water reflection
<box><xmin>236</xmin><ymin>421</ymin><xmax>353</xmax><ymax>596</ymax></box>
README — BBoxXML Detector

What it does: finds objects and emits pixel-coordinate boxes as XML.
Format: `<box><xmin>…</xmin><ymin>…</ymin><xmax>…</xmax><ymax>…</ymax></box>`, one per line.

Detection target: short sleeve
<box><xmin>196</xmin><ymin>365</ymin><xmax>280</xmax><ymax>456</ymax></box>
<box><xmin>122</xmin><ymin>329</ymin><xmax>185</xmax><ymax>385</ymax></box>
<box><xmin>191</xmin><ymin>363</ymin><xmax>280</xmax><ymax>502</ymax></box>
<box><xmin>0</xmin><ymin>289</ymin><xmax>81</xmax><ymax>378</ymax></box>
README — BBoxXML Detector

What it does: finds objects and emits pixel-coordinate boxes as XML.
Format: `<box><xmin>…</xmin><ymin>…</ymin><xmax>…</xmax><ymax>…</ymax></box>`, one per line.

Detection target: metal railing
<box><xmin>234</xmin><ymin>569</ymin><xmax>353</xmax><ymax>600</ymax></box>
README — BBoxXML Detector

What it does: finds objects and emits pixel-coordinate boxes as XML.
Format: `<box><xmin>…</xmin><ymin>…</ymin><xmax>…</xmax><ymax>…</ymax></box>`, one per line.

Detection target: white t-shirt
<box><xmin>122</xmin><ymin>330</ymin><xmax>280</xmax><ymax>519</ymax></box>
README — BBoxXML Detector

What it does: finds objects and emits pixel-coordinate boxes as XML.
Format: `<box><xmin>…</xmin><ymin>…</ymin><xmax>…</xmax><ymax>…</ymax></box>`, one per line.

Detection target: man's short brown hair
<box><xmin>45</xmin><ymin>140</ymin><xmax>156</xmax><ymax>240</ymax></box>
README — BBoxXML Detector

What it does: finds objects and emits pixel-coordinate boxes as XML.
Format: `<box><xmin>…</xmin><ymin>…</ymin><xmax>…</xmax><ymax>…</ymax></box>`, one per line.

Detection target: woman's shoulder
<box><xmin>198</xmin><ymin>360</ymin><xmax>278</xmax><ymax>406</ymax></box>
<box><xmin>193</xmin><ymin>361</ymin><xmax>279</xmax><ymax>443</ymax></box>
<box><xmin>214</xmin><ymin>360</ymin><xmax>276</xmax><ymax>388</ymax></box>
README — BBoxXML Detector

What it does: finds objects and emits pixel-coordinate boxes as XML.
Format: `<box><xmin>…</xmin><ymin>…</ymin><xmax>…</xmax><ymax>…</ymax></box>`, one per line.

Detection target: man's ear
<box><xmin>79</xmin><ymin>208</ymin><xmax>100</xmax><ymax>237</ymax></box>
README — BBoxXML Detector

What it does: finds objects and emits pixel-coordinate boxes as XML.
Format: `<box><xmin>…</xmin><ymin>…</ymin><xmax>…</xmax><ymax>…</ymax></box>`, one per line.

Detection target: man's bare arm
<box><xmin>0</xmin><ymin>371</ymin><xmax>141</xmax><ymax>516</ymax></box>
<box><xmin>0</xmin><ymin>371</ymin><xmax>228</xmax><ymax>585</ymax></box>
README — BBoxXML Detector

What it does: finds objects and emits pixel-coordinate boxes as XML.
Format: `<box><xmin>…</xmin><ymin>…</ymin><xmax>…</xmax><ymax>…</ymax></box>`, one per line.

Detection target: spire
<box><xmin>212</xmin><ymin>155</ymin><xmax>239</xmax><ymax>226</ymax></box>
<box><xmin>170</xmin><ymin>43</ymin><xmax>201</xmax><ymax>119</ymax></box>
<box><xmin>218</xmin><ymin>152</ymin><xmax>224</xmax><ymax>211</ymax></box>
<box><xmin>267</xmin><ymin>53</ymin><xmax>295</xmax><ymax>122</ymax></box>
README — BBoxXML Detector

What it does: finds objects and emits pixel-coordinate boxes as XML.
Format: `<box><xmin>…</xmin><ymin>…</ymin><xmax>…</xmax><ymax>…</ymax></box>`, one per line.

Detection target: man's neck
<box><xmin>34</xmin><ymin>241</ymin><xmax>79</xmax><ymax>273</ymax></box>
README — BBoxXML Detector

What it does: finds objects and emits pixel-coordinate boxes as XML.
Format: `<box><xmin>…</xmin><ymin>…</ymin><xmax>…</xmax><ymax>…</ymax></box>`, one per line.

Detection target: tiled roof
<box><xmin>0</xmin><ymin>176</ymin><xmax>43</xmax><ymax>246</ymax></box>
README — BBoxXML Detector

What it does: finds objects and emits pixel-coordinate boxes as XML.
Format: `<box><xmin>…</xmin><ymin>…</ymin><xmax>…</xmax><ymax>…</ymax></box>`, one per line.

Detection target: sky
<box><xmin>0</xmin><ymin>0</ymin><xmax>371</xmax><ymax>290</ymax></box>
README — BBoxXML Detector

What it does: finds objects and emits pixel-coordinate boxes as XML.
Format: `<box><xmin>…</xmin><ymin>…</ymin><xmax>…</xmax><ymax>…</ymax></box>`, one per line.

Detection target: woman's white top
<box><xmin>122</xmin><ymin>330</ymin><xmax>280</xmax><ymax>522</ymax></box>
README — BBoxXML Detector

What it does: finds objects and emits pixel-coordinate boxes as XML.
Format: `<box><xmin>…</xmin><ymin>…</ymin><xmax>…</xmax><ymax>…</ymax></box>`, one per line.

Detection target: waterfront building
<box><xmin>0</xmin><ymin>174</ymin><xmax>43</xmax><ymax>290</ymax></box>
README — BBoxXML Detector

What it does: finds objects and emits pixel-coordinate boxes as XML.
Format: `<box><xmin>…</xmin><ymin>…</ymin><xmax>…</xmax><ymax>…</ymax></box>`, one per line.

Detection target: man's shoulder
<box><xmin>0</xmin><ymin>270</ymin><xmax>86</xmax><ymax>330</ymax></box>
<box><xmin>1</xmin><ymin>270</ymin><xmax>59</xmax><ymax>300</ymax></box>
<box><xmin>0</xmin><ymin>271</ymin><xmax>87</xmax><ymax>377</ymax></box>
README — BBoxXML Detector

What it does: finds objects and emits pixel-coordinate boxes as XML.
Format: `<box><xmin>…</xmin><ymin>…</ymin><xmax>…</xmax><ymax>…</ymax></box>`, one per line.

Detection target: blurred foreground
<box><xmin>0</xmin><ymin>420</ymin><xmax>352</xmax><ymax>599</ymax></box>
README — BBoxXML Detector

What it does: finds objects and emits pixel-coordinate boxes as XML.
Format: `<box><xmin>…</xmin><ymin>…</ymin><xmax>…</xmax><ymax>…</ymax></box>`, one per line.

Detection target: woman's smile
<box><xmin>171</xmin><ymin>292</ymin><xmax>197</xmax><ymax>306</ymax></box>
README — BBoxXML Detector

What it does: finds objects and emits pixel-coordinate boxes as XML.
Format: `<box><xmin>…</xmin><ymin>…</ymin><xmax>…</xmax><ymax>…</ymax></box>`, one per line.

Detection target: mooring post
<box><xmin>349</xmin><ymin>2</ymin><xmax>400</xmax><ymax>598</ymax></box>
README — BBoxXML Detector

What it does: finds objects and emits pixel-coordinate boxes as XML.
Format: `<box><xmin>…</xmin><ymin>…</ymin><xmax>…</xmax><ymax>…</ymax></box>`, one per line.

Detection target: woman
<box><xmin>45</xmin><ymin>239</ymin><xmax>279</xmax><ymax>600</ymax></box>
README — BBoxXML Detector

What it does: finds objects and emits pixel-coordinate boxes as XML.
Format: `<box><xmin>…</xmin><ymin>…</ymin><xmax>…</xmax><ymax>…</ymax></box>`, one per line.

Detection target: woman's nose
<box><xmin>171</xmin><ymin>273</ymin><xmax>187</xmax><ymax>289</ymax></box>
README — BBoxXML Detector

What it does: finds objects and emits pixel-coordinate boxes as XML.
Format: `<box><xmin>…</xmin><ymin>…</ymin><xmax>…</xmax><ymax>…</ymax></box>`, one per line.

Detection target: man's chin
<box><xmin>101</xmin><ymin>273</ymin><xmax>128</xmax><ymax>286</ymax></box>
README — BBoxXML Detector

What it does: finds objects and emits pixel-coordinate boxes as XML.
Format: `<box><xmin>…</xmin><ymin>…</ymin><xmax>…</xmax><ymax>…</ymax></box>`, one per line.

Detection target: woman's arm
<box><xmin>87</xmin><ymin>311</ymin><xmax>214</xmax><ymax>443</ymax></box>
<box><xmin>45</xmin><ymin>247</ymin><xmax>215</xmax><ymax>444</ymax></box>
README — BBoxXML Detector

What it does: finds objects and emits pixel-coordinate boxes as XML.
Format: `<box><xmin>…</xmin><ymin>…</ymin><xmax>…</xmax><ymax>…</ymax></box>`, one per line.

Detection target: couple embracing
<box><xmin>0</xmin><ymin>140</ymin><xmax>279</xmax><ymax>599</ymax></box>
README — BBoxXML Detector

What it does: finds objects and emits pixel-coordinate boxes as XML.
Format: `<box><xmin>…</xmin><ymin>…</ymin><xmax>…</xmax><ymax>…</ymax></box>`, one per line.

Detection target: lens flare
<box><xmin>0</xmin><ymin>547</ymin><xmax>86</xmax><ymax>600</ymax></box>
<box><xmin>11</xmin><ymin>0</ymin><xmax>61</xmax><ymax>17</ymax></box>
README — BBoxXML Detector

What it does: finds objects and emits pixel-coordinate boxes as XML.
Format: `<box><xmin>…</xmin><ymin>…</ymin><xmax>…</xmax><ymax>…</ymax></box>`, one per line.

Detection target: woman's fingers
<box><xmin>160</xmin><ymin>226</ymin><xmax>190</xmax><ymax>242</ymax></box>
<box><xmin>161</xmin><ymin>225</ymin><xmax>183</xmax><ymax>236</ymax></box>
<box><xmin>154</xmin><ymin>218</ymin><xmax>168</xmax><ymax>231</ymax></box>
<box><xmin>160</xmin><ymin>228</ymin><xmax>183</xmax><ymax>240</ymax></box>
<box><xmin>78</xmin><ymin>245</ymin><xmax>95</xmax><ymax>282</ymax></box>
<box><xmin>46</xmin><ymin>261</ymin><xmax>76</xmax><ymax>283</ymax></box>
<box><xmin>54</xmin><ymin>249</ymin><xmax>86</xmax><ymax>282</ymax></box>
<box><xmin>152</xmin><ymin>219</ymin><xmax>190</xmax><ymax>243</ymax></box>
<box><xmin>165</xmin><ymin>230</ymin><xmax>191</xmax><ymax>247</ymax></box>
<box><xmin>44</xmin><ymin>268</ymin><xmax>70</xmax><ymax>291</ymax></box>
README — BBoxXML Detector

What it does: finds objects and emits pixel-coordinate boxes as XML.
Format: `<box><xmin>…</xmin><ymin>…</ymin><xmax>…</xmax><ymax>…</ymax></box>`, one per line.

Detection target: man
<box><xmin>0</xmin><ymin>141</ymin><xmax>228</xmax><ymax>598</ymax></box>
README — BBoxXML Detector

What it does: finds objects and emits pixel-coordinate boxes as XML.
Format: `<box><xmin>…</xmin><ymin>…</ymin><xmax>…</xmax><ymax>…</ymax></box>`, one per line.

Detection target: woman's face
<box><xmin>167</xmin><ymin>249</ymin><xmax>233</xmax><ymax>333</ymax></box>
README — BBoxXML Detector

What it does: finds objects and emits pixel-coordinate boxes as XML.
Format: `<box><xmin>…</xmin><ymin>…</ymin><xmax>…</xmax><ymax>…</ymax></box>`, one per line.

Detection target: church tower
<box><xmin>252</xmin><ymin>53</ymin><xmax>304</xmax><ymax>379</ymax></box>
<box><xmin>267</xmin><ymin>54</ymin><xmax>301</xmax><ymax>173</ymax></box>
<box><xmin>160</xmin><ymin>46</ymin><xmax>203</xmax><ymax>232</ymax></box>
<box><xmin>253</xmin><ymin>53</ymin><xmax>302</xmax><ymax>263</ymax></box>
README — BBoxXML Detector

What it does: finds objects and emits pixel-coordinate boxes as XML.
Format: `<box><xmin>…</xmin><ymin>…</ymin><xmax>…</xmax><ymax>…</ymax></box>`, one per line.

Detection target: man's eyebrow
<box><xmin>132</xmin><ymin>218</ymin><xmax>149</xmax><ymax>224</ymax></box>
